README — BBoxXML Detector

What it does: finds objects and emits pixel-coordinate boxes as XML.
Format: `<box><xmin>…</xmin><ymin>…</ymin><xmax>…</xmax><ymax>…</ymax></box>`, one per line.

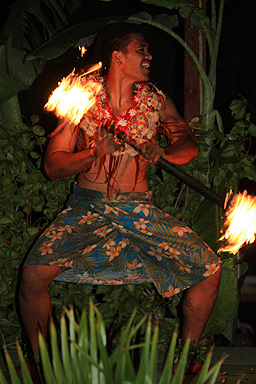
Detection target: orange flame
<box><xmin>44</xmin><ymin>63</ymin><xmax>102</xmax><ymax>125</ymax></box>
<box><xmin>218</xmin><ymin>190</ymin><xmax>256</xmax><ymax>254</ymax></box>
<box><xmin>79</xmin><ymin>46</ymin><xmax>87</xmax><ymax>57</ymax></box>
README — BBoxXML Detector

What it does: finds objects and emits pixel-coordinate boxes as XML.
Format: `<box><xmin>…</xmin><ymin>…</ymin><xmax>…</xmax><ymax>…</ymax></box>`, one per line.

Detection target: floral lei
<box><xmin>79</xmin><ymin>74</ymin><xmax>166</xmax><ymax>156</ymax></box>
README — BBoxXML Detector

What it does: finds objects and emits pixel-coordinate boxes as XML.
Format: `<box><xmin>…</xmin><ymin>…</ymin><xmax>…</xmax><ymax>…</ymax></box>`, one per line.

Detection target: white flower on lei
<box><xmin>128</xmin><ymin>108</ymin><xmax>137</xmax><ymax>117</ymax></box>
<box><xmin>118</xmin><ymin>118</ymin><xmax>128</xmax><ymax>127</ymax></box>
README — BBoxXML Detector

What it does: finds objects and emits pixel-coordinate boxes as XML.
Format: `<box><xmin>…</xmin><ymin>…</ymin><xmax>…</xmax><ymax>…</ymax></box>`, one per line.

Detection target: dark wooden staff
<box><xmin>111</xmin><ymin>126</ymin><xmax>225</xmax><ymax>208</ymax></box>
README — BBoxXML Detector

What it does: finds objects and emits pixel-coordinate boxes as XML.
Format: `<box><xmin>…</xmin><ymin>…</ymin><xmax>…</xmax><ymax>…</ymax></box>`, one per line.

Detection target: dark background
<box><xmin>2</xmin><ymin>0</ymin><xmax>255</xmax><ymax>132</ymax></box>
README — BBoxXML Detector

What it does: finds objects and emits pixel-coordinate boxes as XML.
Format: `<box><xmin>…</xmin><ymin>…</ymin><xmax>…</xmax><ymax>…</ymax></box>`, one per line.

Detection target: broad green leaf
<box><xmin>0</xmin><ymin>217</ymin><xmax>12</xmax><ymax>224</ymax></box>
<box><xmin>140</xmin><ymin>0</ymin><xmax>187</xmax><ymax>10</ymax></box>
<box><xmin>30</xmin><ymin>115</ymin><xmax>40</xmax><ymax>124</ymax></box>
<box><xmin>229</xmin><ymin>98</ymin><xmax>247</xmax><ymax>120</ymax></box>
<box><xmin>248</xmin><ymin>122</ymin><xmax>256</xmax><ymax>137</ymax></box>
<box><xmin>205</xmin><ymin>266</ymin><xmax>238</xmax><ymax>334</ymax></box>
<box><xmin>220</xmin><ymin>145</ymin><xmax>236</xmax><ymax>158</ymax></box>
<box><xmin>26</xmin><ymin>15</ymin><xmax>129</xmax><ymax>61</ymax></box>
<box><xmin>32</xmin><ymin>125</ymin><xmax>45</xmax><ymax>136</ymax></box>
<box><xmin>155</xmin><ymin>14</ymin><xmax>179</xmax><ymax>29</ymax></box>
<box><xmin>192</xmin><ymin>197</ymin><xmax>222</xmax><ymax>253</ymax></box>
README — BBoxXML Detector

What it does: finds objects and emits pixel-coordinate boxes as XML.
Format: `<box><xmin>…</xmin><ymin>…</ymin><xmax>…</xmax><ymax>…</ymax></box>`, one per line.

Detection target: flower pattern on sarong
<box><xmin>25</xmin><ymin>186</ymin><xmax>221</xmax><ymax>297</ymax></box>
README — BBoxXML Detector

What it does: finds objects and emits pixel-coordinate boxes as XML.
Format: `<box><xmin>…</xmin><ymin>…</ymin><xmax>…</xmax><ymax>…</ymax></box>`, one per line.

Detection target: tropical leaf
<box><xmin>2</xmin><ymin>0</ymin><xmax>81</xmax><ymax>49</ymax></box>
<box><xmin>205</xmin><ymin>261</ymin><xmax>239</xmax><ymax>335</ymax></box>
<box><xmin>140</xmin><ymin>0</ymin><xmax>188</xmax><ymax>10</ymax></box>
<box><xmin>191</xmin><ymin>197</ymin><xmax>222</xmax><ymax>253</ymax></box>
<box><xmin>0</xmin><ymin>0</ymin><xmax>81</xmax><ymax>105</ymax></box>
<box><xmin>154</xmin><ymin>14</ymin><xmax>179</xmax><ymax>29</ymax></box>
<box><xmin>25</xmin><ymin>15</ymin><xmax>129</xmax><ymax>61</ymax></box>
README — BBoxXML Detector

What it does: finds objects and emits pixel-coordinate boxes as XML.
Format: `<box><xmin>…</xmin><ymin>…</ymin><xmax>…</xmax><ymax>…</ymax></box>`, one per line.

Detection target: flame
<box><xmin>44</xmin><ymin>63</ymin><xmax>102</xmax><ymax>125</ymax></box>
<box><xmin>218</xmin><ymin>190</ymin><xmax>256</xmax><ymax>254</ymax></box>
<box><xmin>79</xmin><ymin>46</ymin><xmax>87</xmax><ymax>57</ymax></box>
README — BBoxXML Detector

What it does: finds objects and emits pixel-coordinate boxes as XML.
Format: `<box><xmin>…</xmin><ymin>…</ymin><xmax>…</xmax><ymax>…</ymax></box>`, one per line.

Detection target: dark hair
<box><xmin>92</xmin><ymin>22</ymin><xmax>145</xmax><ymax>75</ymax></box>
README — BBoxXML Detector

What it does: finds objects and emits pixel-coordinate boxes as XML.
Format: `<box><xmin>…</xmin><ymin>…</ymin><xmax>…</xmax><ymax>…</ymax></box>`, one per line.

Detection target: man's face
<box><xmin>119</xmin><ymin>33</ymin><xmax>153</xmax><ymax>82</ymax></box>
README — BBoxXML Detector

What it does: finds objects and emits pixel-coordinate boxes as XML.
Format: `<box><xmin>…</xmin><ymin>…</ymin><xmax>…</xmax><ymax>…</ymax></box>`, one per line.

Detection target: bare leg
<box><xmin>182</xmin><ymin>266</ymin><xmax>222</xmax><ymax>342</ymax></box>
<box><xmin>19</xmin><ymin>265</ymin><xmax>66</xmax><ymax>356</ymax></box>
<box><xmin>173</xmin><ymin>266</ymin><xmax>222</xmax><ymax>374</ymax></box>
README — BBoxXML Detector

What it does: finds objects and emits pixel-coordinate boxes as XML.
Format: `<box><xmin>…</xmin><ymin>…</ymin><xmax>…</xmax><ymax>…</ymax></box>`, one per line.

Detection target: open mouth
<box><xmin>142</xmin><ymin>62</ymin><xmax>150</xmax><ymax>69</ymax></box>
<box><xmin>141</xmin><ymin>62</ymin><xmax>150</xmax><ymax>76</ymax></box>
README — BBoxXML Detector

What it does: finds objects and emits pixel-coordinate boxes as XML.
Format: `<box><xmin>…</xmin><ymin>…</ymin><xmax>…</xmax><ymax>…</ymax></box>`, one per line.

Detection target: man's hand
<box><xmin>93</xmin><ymin>121</ymin><xmax>120</xmax><ymax>158</ymax></box>
<box><xmin>138</xmin><ymin>141</ymin><xmax>165</xmax><ymax>163</ymax></box>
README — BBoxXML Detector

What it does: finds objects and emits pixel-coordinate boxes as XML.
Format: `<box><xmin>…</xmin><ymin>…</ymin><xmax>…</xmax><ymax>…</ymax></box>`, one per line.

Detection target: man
<box><xmin>19</xmin><ymin>22</ymin><xmax>221</xmax><ymax>372</ymax></box>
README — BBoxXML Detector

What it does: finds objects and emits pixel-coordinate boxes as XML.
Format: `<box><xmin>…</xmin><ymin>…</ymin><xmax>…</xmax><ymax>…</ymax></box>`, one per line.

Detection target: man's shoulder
<box><xmin>81</xmin><ymin>72</ymin><xmax>104</xmax><ymax>86</ymax></box>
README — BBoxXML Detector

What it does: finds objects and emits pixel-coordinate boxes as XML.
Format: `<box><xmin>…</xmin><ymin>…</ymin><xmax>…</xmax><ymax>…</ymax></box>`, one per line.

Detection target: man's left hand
<box><xmin>138</xmin><ymin>141</ymin><xmax>165</xmax><ymax>163</ymax></box>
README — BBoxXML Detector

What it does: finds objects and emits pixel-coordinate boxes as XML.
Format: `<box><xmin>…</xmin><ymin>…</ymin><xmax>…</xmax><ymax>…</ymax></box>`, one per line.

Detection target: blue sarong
<box><xmin>25</xmin><ymin>184</ymin><xmax>221</xmax><ymax>297</ymax></box>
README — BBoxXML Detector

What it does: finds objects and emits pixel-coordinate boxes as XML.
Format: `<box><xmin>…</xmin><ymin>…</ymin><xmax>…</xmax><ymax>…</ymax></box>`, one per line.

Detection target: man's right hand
<box><xmin>93</xmin><ymin>121</ymin><xmax>120</xmax><ymax>158</ymax></box>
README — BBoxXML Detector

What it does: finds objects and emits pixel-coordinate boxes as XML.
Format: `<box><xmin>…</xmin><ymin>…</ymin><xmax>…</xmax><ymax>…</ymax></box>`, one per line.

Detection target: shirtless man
<box><xmin>19</xmin><ymin>23</ymin><xmax>221</xmax><ymax>370</ymax></box>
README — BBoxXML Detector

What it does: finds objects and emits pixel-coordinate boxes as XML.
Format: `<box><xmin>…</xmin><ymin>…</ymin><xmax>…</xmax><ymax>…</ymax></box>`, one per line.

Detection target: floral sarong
<box><xmin>25</xmin><ymin>184</ymin><xmax>221</xmax><ymax>297</ymax></box>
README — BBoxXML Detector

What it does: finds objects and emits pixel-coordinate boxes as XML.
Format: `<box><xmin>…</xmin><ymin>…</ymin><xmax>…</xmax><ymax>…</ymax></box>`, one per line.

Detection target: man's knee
<box><xmin>204</xmin><ymin>265</ymin><xmax>222</xmax><ymax>294</ymax></box>
<box><xmin>210</xmin><ymin>265</ymin><xmax>222</xmax><ymax>284</ymax></box>
<box><xmin>20</xmin><ymin>265</ymin><xmax>62</xmax><ymax>294</ymax></box>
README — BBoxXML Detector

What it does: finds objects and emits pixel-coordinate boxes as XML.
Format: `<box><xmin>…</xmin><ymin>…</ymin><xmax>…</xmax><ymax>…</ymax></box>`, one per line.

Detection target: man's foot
<box><xmin>15</xmin><ymin>360</ymin><xmax>38</xmax><ymax>375</ymax></box>
<box><xmin>173</xmin><ymin>360</ymin><xmax>203</xmax><ymax>375</ymax></box>
<box><xmin>185</xmin><ymin>361</ymin><xmax>203</xmax><ymax>375</ymax></box>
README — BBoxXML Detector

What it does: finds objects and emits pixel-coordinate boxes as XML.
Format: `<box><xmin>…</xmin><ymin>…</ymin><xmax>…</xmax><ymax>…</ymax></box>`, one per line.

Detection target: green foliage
<box><xmin>0</xmin><ymin>116</ymin><xmax>74</xmax><ymax>349</ymax></box>
<box><xmin>147</xmin><ymin>98</ymin><xmax>255</xmax><ymax>340</ymax></box>
<box><xmin>0</xmin><ymin>304</ymin><xmax>227</xmax><ymax>384</ymax></box>
<box><xmin>0</xmin><ymin>117</ymin><xmax>180</xmax><ymax>353</ymax></box>
<box><xmin>0</xmin><ymin>0</ymin><xmax>81</xmax><ymax>104</ymax></box>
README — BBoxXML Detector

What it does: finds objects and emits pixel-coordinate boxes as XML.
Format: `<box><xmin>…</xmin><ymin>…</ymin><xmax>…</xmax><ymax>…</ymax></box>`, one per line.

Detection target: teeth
<box><xmin>142</xmin><ymin>63</ymin><xmax>150</xmax><ymax>68</ymax></box>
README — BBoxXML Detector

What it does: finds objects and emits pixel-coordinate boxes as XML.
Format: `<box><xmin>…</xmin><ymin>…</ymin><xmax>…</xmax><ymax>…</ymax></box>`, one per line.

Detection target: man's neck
<box><xmin>105</xmin><ymin>71</ymin><xmax>135</xmax><ymax>110</ymax></box>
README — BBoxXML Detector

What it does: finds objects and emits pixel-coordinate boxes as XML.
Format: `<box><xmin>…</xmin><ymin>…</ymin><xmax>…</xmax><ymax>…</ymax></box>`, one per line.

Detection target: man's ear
<box><xmin>112</xmin><ymin>50</ymin><xmax>122</xmax><ymax>64</ymax></box>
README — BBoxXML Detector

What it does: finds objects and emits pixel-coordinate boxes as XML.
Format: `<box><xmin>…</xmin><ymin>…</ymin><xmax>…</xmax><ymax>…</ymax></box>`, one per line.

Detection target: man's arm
<box><xmin>160</xmin><ymin>95</ymin><xmax>198</xmax><ymax>165</ymax></box>
<box><xmin>45</xmin><ymin>121</ymin><xmax>117</xmax><ymax>180</ymax></box>
<box><xmin>138</xmin><ymin>95</ymin><xmax>198</xmax><ymax>165</ymax></box>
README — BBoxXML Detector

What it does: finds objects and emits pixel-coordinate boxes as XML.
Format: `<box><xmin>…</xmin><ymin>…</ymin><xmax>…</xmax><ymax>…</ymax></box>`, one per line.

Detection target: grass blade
<box><xmin>89</xmin><ymin>300</ymin><xmax>99</xmax><ymax>383</ymax></box>
<box><xmin>3</xmin><ymin>348</ymin><xmax>20</xmax><ymax>384</ymax></box>
<box><xmin>0</xmin><ymin>368</ymin><xmax>9</xmax><ymax>384</ymax></box>
<box><xmin>114</xmin><ymin>331</ymin><xmax>127</xmax><ymax>383</ymax></box>
<box><xmin>50</xmin><ymin>321</ymin><xmax>66</xmax><ymax>384</ymax></box>
<box><xmin>39</xmin><ymin>332</ymin><xmax>55</xmax><ymax>384</ymax></box>
<box><xmin>171</xmin><ymin>338</ymin><xmax>190</xmax><ymax>384</ymax></box>
<box><xmin>16</xmin><ymin>343</ymin><xmax>34</xmax><ymax>384</ymax></box>
<box><xmin>135</xmin><ymin>317</ymin><xmax>152</xmax><ymax>383</ymax></box>
<box><xmin>148</xmin><ymin>324</ymin><xmax>159</xmax><ymax>382</ymax></box>
<box><xmin>60</xmin><ymin>314</ymin><xmax>73</xmax><ymax>383</ymax></box>
<box><xmin>158</xmin><ymin>326</ymin><xmax>178</xmax><ymax>384</ymax></box>
<box><xmin>96</xmin><ymin>323</ymin><xmax>112</xmax><ymax>383</ymax></box>
<box><xmin>123</xmin><ymin>347</ymin><xmax>137</xmax><ymax>382</ymax></box>
<box><xmin>77</xmin><ymin>310</ymin><xmax>90</xmax><ymax>383</ymax></box>
<box><xmin>68</xmin><ymin>307</ymin><xmax>82</xmax><ymax>384</ymax></box>
<box><xmin>71</xmin><ymin>341</ymin><xmax>104</xmax><ymax>370</ymax></box>
<box><xmin>205</xmin><ymin>355</ymin><xmax>227</xmax><ymax>384</ymax></box>
<box><xmin>196</xmin><ymin>347</ymin><xmax>214</xmax><ymax>384</ymax></box>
